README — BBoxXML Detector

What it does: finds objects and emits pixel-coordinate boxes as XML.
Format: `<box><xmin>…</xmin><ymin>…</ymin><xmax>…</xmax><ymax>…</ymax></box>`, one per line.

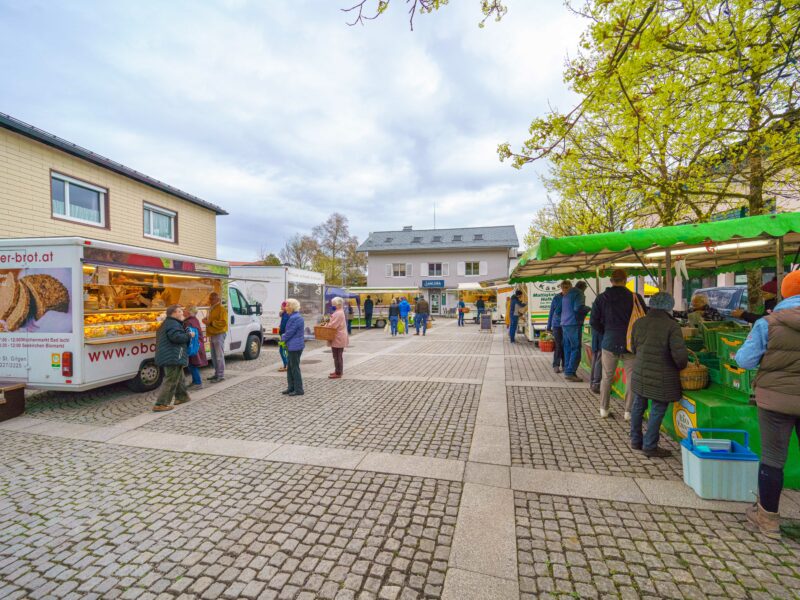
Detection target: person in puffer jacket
<box><xmin>154</xmin><ymin>305</ymin><xmax>195</xmax><ymax>412</ymax></box>
<box><xmin>736</xmin><ymin>270</ymin><xmax>800</xmax><ymax>539</ymax></box>
<box><xmin>629</xmin><ymin>292</ymin><xmax>688</xmax><ymax>458</ymax></box>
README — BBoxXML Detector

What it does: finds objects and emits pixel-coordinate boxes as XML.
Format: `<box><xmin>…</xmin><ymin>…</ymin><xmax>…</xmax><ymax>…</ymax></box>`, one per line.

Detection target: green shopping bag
<box><xmin>398</xmin><ymin>319</ymin><xmax>405</xmax><ymax>334</ymax></box>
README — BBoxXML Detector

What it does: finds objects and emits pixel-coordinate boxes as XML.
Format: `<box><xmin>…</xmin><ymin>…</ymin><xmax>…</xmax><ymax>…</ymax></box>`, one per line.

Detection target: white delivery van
<box><xmin>0</xmin><ymin>237</ymin><xmax>263</xmax><ymax>392</ymax></box>
<box><xmin>229</xmin><ymin>265</ymin><xmax>324</xmax><ymax>339</ymax></box>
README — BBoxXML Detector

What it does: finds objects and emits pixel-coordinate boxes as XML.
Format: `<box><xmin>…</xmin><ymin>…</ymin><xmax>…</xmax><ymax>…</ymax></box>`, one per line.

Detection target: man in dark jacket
<box><xmin>629</xmin><ymin>292</ymin><xmax>688</xmax><ymax>457</ymax></box>
<box><xmin>735</xmin><ymin>270</ymin><xmax>800</xmax><ymax>537</ymax></box>
<box><xmin>546</xmin><ymin>281</ymin><xmax>571</xmax><ymax>373</ymax></box>
<box><xmin>508</xmin><ymin>289</ymin><xmax>526</xmax><ymax>343</ymax></box>
<box><xmin>364</xmin><ymin>295</ymin><xmax>374</xmax><ymax>329</ymax></box>
<box><xmin>154</xmin><ymin>305</ymin><xmax>195</xmax><ymax>412</ymax></box>
<box><xmin>590</xmin><ymin>269</ymin><xmax>646</xmax><ymax>420</ymax></box>
<box><xmin>561</xmin><ymin>280</ymin><xmax>587</xmax><ymax>382</ymax></box>
<box><xmin>414</xmin><ymin>296</ymin><xmax>430</xmax><ymax>335</ymax></box>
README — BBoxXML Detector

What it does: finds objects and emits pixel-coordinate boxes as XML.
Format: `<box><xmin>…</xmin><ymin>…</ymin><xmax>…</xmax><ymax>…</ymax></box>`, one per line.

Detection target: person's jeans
<box><xmin>287</xmin><ymin>349</ymin><xmax>303</xmax><ymax>393</ymax></box>
<box><xmin>552</xmin><ymin>327</ymin><xmax>564</xmax><ymax>369</ymax></box>
<box><xmin>210</xmin><ymin>333</ymin><xmax>226</xmax><ymax>378</ymax></box>
<box><xmin>590</xmin><ymin>331</ymin><xmax>603</xmax><ymax>387</ymax></box>
<box><xmin>562</xmin><ymin>325</ymin><xmax>581</xmax><ymax>375</ymax></box>
<box><xmin>188</xmin><ymin>365</ymin><xmax>202</xmax><ymax>385</ymax></box>
<box><xmin>509</xmin><ymin>315</ymin><xmax>519</xmax><ymax>342</ymax></box>
<box><xmin>600</xmin><ymin>350</ymin><xmax>635</xmax><ymax>412</ymax></box>
<box><xmin>279</xmin><ymin>344</ymin><xmax>288</xmax><ymax>367</ymax></box>
<box><xmin>458</xmin><ymin>311</ymin><xmax>465</xmax><ymax>326</ymax></box>
<box><xmin>156</xmin><ymin>365</ymin><xmax>189</xmax><ymax>406</ymax></box>
<box><xmin>365</xmin><ymin>313</ymin><xmax>372</xmax><ymax>329</ymax></box>
<box><xmin>477</xmin><ymin>308</ymin><xmax>485</xmax><ymax>323</ymax></box>
<box><xmin>402</xmin><ymin>315</ymin><xmax>409</xmax><ymax>334</ymax></box>
<box><xmin>630</xmin><ymin>394</ymin><xmax>670</xmax><ymax>450</ymax></box>
<box><xmin>390</xmin><ymin>316</ymin><xmax>399</xmax><ymax>336</ymax></box>
<box><xmin>332</xmin><ymin>347</ymin><xmax>344</xmax><ymax>375</ymax></box>
<box><xmin>414</xmin><ymin>314</ymin><xmax>428</xmax><ymax>334</ymax></box>
<box><xmin>347</xmin><ymin>320</ymin><xmax>352</xmax><ymax>335</ymax></box>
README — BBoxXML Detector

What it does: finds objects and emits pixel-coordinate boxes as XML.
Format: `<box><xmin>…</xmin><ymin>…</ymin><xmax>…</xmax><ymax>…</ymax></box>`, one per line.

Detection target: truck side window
<box><xmin>229</xmin><ymin>288</ymin><xmax>247</xmax><ymax>315</ymax></box>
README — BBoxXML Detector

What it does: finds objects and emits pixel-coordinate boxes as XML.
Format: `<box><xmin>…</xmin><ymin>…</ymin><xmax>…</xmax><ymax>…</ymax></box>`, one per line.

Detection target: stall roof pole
<box><xmin>665</xmin><ymin>248</ymin><xmax>674</xmax><ymax>296</ymax></box>
<box><xmin>776</xmin><ymin>237</ymin><xmax>785</xmax><ymax>302</ymax></box>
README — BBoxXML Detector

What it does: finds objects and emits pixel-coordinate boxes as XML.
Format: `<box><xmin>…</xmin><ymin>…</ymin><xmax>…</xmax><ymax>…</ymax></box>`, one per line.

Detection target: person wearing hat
<box><xmin>686</xmin><ymin>294</ymin><xmax>723</xmax><ymax>327</ymax></box>
<box><xmin>629</xmin><ymin>292</ymin><xmax>688</xmax><ymax>457</ymax></box>
<box><xmin>735</xmin><ymin>270</ymin><xmax>800</xmax><ymax>538</ymax></box>
<box><xmin>731</xmin><ymin>277</ymin><xmax>779</xmax><ymax>323</ymax></box>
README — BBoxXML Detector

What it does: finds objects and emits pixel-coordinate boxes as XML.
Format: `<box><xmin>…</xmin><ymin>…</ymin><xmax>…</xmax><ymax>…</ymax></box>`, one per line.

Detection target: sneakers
<box><xmin>278</xmin><ymin>367</ymin><xmax>287</xmax><ymax>372</ymax></box>
<box><xmin>746</xmin><ymin>503</ymin><xmax>781</xmax><ymax>538</ymax></box>
<box><xmin>599</xmin><ymin>408</ymin><xmax>610</xmax><ymax>419</ymax></box>
<box><xmin>643</xmin><ymin>447</ymin><xmax>672</xmax><ymax>458</ymax></box>
<box><xmin>624</xmin><ymin>411</ymin><xmax>631</xmax><ymax>422</ymax></box>
<box><xmin>209</xmin><ymin>376</ymin><xmax>225</xmax><ymax>383</ymax></box>
<box><xmin>152</xmin><ymin>405</ymin><xmax>174</xmax><ymax>412</ymax></box>
<box><xmin>564</xmin><ymin>374</ymin><xmax>581</xmax><ymax>382</ymax></box>
<box><xmin>281</xmin><ymin>389</ymin><xmax>292</xmax><ymax>395</ymax></box>
<box><xmin>186</xmin><ymin>382</ymin><xmax>203</xmax><ymax>390</ymax></box>
<box><xmin>630</xmin><ymin>441</ymin><xmax>642</xmax><ymax>450</ymax></box>
<box><xmin>288</xmin><ymin>391</ymin><xmax>305</xmax><ymax>396</ymax></box>
<box><xmin>174</xmin><ymin>398</ymin><xmax>190</xmax><ymax>405</ymax></box>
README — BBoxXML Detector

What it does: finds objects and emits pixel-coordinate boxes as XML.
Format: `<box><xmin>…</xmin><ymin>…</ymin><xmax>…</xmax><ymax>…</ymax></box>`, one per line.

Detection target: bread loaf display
<box><xmin>21</xmin><ymin>274</ymin><xmax>70</xmax><ymax>320</ymax></box>
<box><xmin>0</xmin><ymin>272</ymin><xmax>70</xmax><ymax>332</ymax></box>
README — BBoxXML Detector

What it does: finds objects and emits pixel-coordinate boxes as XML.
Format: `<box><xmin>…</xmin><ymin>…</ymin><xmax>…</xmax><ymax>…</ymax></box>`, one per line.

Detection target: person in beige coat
<box><xmin>325</xmin><ymin>297</ymin><xmax>349</xmax><ymax>379</ymax></box>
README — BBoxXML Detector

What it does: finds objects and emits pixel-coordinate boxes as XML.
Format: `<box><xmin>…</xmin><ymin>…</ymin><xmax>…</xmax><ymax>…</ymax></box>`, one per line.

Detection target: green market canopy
<box><xmin>510</xmin><ymin>212</ymin><xmax>800</xmax><ymax>283</ymax></box>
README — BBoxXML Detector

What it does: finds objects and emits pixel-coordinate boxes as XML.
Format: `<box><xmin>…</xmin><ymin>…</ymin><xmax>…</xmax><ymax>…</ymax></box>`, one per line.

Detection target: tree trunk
<box><xmin>746</xmin><ymin>143</ymin><xmax>765</xmax><ymax>311</ymax></box>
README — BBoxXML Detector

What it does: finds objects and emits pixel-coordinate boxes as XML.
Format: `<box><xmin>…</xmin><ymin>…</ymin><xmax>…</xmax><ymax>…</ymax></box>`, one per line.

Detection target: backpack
<box><xmin>187</xmin><ymin>326</ymin><xmax>200</xmax><ymax>357</ymax></box>
<box><xmin>625</xmin><ymin>292</ymin><xmax>646</xmax><ymax>353</ymax></box>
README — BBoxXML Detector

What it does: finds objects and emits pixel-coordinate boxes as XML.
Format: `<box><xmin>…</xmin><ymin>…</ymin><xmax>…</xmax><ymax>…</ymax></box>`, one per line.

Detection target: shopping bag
<box><xmin>626</xmin><ymin>292</ymin><xmax>646</xmax><ymax>352</ymax></box>
<box><xmin>187</xmin><ymin>326</ymin><xmax>200</xmax><ymax>357</ymax></box>
<box><xmin>398</xmin><ymin>319</ymin><xmax>405</xmax><ymax>334</ymax></box>
<box><xmin>384</xmin><ymin>322</ymin><xmax>390</xmax><ymax>333</ymax></box>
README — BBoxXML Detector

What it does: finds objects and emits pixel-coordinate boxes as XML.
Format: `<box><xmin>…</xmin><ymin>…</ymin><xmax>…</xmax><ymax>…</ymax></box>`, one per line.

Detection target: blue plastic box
<box><xmin>681</xmin><ymin>428</ymin><xmax>759</xmax><ymax>502</ymax></box>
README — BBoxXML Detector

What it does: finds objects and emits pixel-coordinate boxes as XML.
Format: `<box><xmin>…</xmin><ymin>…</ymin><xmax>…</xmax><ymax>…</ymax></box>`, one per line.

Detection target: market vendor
<box><xmin>684</xmin><ymin>294</ymin><xmax>724</xmax><ymax>327</ymax></box>
<box><xmin>735</xmin><ymin>270</ymin><xmax>800</xmax><ymax>538</ymax></box>
<box><xmin>732</xmin><ymin>277</ymin><xmax>779</xmax><ymax>323</ymax></box>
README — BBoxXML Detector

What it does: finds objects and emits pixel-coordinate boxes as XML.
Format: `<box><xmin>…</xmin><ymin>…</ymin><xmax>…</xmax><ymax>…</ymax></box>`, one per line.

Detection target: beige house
<box><xmin>0</xmin><ymin>112</ymin><xmax>226</xmax><ymax>259</ymax></box>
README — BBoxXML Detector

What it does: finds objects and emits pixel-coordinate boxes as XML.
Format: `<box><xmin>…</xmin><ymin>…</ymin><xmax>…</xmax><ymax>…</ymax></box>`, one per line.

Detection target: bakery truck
<box><xmin>0</xmin><ymin>237</ymin><xmax>263</xmax><ymax>392</ymax></box>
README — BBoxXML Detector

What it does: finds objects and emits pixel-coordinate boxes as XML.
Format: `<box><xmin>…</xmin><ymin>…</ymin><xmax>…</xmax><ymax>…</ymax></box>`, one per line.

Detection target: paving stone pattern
<box><xmin>503</xmin><ymin>339</ymin><xmax>544</xmax><ymax>357</ymax></box>
<box><xmin>347</xmin><ymin>354</ymin><xmax>487</xmax><ymax>380</ymax></box>
<box><xmin>506</xmin><ymin>355</ymin><xmax>567</xmax><ymax>383</ymax></box>
<box><xmin>388</xmin><ymin>340</ymin><xmax>493</xmax><ymax>356</ymax></box>
<box><xmin>0</xmin><ymin>431</ymin><xmax>459</xmax><ymax>600</ymax></box>
<box><xmin>515</xmin><ymin>492</ymin><xmax>800</xmax><ymax>600</ymax></box>
<box><xmin>509</xmin><ymin>386</ymin><xmax>684</xmax><ymax>480</ymax></box>
<box><xmin>146</xmin><ymin>377</ymin><xmax>480</xmax><ymax>460</ymax></box>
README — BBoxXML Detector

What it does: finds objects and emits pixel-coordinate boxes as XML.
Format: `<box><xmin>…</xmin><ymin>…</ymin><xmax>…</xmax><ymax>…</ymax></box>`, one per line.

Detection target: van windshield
<box><xmin>701</xmin><ymin>289</ymin><xmax>740</xmax><ymax>310</ymax></box>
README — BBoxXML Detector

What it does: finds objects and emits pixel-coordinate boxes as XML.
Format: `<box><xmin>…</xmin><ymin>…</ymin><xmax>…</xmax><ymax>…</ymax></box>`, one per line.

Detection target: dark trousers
<box><xmin>552</xmin><ymin>327</ymin><xmax>564</xmax><ymax>369</ymax></box>
<box><xmin>509</xmin><ymin>315</ymin><xmax>519</xmax><ymax>342</ymax></box>
<box><xmin>414</xmin><ymin>313</ymin><xmax>428</xmax><ymax>334</ymax></box>
<box><xmin>365</xmin><ymin>312</ymin><xmax>372</xmax><ymax>328</ymax></box>
<box><xmin>458</xmin><ymin>311</ymin><xmax>465</xmax><ymax>326</ymax></box>
<box><xmin>630</xmin><ymin>395</ymin><xmax>670</xmax><ymax>450</ymax></box>
<box><xmin>287</xmin><ymin>349</ymin><xmax>303</xmax><ymax>393</ymax></box>
<box><xmin>590</xmin><ymin>331</ymin><xmax>603</xmax><ymax>386</ymax></box>
<box><xmin>279</xmin><ymin>344</ymin><xmax>288</xmax><ymax>367</ymax></box>
<box><xmin>156</xmin><ymin>365</ymin><xmax>189</xmax><ymax>406</ymax></box>
<box><xmin>347</xmin><ymin>320</ymin><xmax>352</xmax><ymax>335</ymax></box>
<box><xmin>332</xmin><ymin>347</ymin><xmax>344</xmax><ymax>375</ymax></box>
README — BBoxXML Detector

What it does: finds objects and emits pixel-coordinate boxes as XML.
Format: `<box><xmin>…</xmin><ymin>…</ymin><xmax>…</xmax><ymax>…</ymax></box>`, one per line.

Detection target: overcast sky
<box><xmin>1</xmin><ymin>0</ymin><xmax>584</xmax><ymax>260</ymax></box>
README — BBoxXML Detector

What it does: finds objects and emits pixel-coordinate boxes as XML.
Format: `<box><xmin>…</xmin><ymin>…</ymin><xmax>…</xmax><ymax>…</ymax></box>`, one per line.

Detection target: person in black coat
<box><xmin>364</xmin><ymin>295</ymin><xmax>374</xmax><ymax>329</ymax></box>
<box><xmin>630</xmin><ymin>292</ymin><xmax>689</xmax><ymax>458</ymax></box>
<box><xmin>154</xmin><ymin>305</ymin><xmax>195</xmax><ymax>412</ymax></box>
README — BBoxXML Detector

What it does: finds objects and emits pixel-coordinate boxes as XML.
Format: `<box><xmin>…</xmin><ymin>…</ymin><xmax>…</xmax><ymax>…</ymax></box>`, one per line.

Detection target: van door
<box><xmin>227</xmin><ymin>286</ymin><xmax>251</xmax><ymax>352</ymax></box>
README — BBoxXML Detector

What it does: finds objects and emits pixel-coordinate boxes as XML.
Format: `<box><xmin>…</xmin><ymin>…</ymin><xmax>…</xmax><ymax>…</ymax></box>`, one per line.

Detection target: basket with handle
<box><xmin>313</xmin><ymin>325</ymin><xmax>337</xmax><ymax>342</ymax></box>
<box><xmin>681</xmin><ymin>349</ymin><xmax>709</xmax><ymax>390</ymax></box>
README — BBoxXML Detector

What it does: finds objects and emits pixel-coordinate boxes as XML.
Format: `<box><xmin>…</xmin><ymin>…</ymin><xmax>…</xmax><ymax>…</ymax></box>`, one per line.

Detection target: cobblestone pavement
<box><xmin>144</xmin><ymin>377</ymin><xmax>480</xmax><ymax>460</ymax></box>
<box><xmin>4</xmin><ymin>322</ymin><xmax>800</xmax><ymax>600</ymax></box>
<box><xmin>0</xmin><ymin>432</ymin><xmax>459</xmax><ymax>600</ymax></box>
<box><xmin>515</xmin><ymin>492</ymin><xmax>800</xmax><ymax>599</ymax></box>
<box><xmin>509</xmin><ymin>385</ymin><xmax>684</xmax><ymax>479</ymax></box>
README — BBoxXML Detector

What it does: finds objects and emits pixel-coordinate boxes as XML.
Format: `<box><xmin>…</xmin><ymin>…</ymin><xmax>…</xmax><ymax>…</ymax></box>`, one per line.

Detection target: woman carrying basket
<box><xmin>629</xmin><ymin>292</ymin><xmax>688</xmax><ymax>458</ymax></box>
<box><xmin>324</xmin><ymin>297</ymin><xmax>349</xmax><ymax>379</ymax></box>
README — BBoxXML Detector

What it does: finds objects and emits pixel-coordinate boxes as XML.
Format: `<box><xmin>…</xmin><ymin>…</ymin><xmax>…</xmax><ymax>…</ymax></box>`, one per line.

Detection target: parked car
<box><xmin>691</xmin><ymin>286</ymin><xmax>748</xmax><ymax>320</ymax></box>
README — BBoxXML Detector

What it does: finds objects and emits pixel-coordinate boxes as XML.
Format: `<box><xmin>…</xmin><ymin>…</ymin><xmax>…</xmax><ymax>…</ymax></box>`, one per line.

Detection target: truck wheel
<box><xmin>374</xmin><ymin>318</ymin><xmax>386</xmax><ymax>328</ymax></box>
<box><xmin>244</xmin><ymin>334</ymin><xmax>262</xmax><ymax>360</ymax></box>
<box><xmin>127</xmin><ymin>360</ymin><xmax>163</xmax><ymax>392</ymax></box>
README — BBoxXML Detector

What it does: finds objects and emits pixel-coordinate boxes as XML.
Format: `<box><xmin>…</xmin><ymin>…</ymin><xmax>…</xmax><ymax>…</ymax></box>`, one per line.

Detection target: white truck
<box><xmin>0</xmin><ymin>237</ymin><xmax>263</xmax><ymax>392</ymax></box>
<box><xmin>229</xmin><ymin>265</ymin><xmax>325</xmax><ymax>339</ymax></box>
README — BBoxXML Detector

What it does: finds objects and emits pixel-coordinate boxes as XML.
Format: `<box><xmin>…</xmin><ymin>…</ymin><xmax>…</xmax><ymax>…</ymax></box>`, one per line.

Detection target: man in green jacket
<box><xmin>153</xmin><ymin>305</ymin><xmax>195</xmax><ymax>412</ymax></box>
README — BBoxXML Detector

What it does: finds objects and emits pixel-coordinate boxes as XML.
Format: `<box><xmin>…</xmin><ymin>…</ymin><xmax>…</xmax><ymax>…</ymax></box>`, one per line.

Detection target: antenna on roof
<box><xmin>433</xmin><ymin>201</ymin><xmax>436</xmax><ymax>230</ymax></box>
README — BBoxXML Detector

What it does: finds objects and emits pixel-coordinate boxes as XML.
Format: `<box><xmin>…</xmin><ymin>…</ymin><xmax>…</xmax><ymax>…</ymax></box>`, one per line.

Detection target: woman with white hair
<box><xmin>324</xmin><ymin>296</ymin><xmax>349</xmax><ymax>379</ymax></box>
<box><xmin>280</xmin><ymin>298</ymin><xmax>305</xmax><ymax>396</ymax></box>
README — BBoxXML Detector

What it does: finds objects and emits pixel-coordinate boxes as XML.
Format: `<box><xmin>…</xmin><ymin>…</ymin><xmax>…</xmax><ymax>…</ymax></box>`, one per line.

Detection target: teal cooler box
<box><xmin>681</xmin><ymin>428</ymin><xmax>759</xmax><ymax>502</ymax></box>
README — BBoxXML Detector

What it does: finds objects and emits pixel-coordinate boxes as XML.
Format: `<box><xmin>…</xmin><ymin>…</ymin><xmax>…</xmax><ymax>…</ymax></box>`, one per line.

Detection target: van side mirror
<box><xmin>248</xmin><ymin>303</ymin><xmax>262</xmax><ymax>316</ymax></box>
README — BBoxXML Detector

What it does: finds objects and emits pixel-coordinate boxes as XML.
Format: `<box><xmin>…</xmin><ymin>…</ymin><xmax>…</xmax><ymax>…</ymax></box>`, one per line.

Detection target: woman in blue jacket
<box><xmin>277</xmin><ymin>301</ymin><xmax>289</xmax><ymax>372</ymax></box>
<box><xmin>280</xmin><ymin>298</ymin><xmax>305</xmax><ymax>396</ymax></box>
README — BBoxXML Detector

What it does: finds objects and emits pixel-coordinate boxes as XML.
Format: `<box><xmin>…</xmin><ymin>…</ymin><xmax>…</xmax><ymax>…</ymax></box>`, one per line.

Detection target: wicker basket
<box><xmin>539</xmin><ymin>340</ymin><xmax>555</xmax><ymax>353</ymax></box>
<box><xmin>681</xmin><ymin>349</ymin><xmax>709</xmax><ymax>390</ymax></box>
<box><xmin>313</xmin><ymin>325</ymin><xmax>336</xmax><ymax>341</ymax></box>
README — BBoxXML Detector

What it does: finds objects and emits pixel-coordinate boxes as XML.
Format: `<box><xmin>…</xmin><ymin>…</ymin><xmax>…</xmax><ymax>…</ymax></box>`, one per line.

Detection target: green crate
<box><xmin>716</xmin><ymin>331</ymin><xmax>749</xmax><ymax>364</ymax></box>
<box><xmin>686</xmin><ymin>337</ymin><xmax>705</xmax><ymax>352</ymax></box>
<box><xmin>695</xmin><ymin>351</ymin><xmax>720</xmax><ymax>370</ymax></box>
<box><xmin>708</xmin><ymin>368</ymin><xmax>723</xmax><ymax>385</ymax></box>
<box><xmin>722</xmin><ymin>363</ymin><xmax>752</xmax><ymax>394</ymax></box>
<box><xmin>699</xmin><ymin>322</ymin><xmax>748</xmax><ymax>354</ymax></box>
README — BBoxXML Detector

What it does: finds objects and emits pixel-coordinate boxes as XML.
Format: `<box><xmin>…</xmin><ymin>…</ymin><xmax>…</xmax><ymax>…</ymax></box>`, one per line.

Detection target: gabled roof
<box><xmin>358</xmin><ymin>225</ymin><xmax>518</xmax><ymax>252</ymax></box>
<box><xmin>0</xmin><ymin>112</ymin><xmax>227</xmax><ymax>215</ymax></box>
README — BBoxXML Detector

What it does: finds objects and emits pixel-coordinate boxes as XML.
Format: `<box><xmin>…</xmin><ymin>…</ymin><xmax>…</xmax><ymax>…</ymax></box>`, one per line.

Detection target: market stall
<box><xmin>509</xmin><ymin>212</ymin><xmax>800</xmax><ymax>487</ymax></box>
<box><xmin>340</xmin><ymin>287</ymin><xmax>418</xmax><ymax>328</ymax></box>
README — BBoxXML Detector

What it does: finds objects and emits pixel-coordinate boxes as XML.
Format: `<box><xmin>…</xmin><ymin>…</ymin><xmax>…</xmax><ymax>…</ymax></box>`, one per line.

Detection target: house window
<box><xmin>412</xmin><ymin>236</ymin><xmax>422</xmax><ymax>243</ymax></box>
<box><xmin>429</xmin><ymin>263</ymin><xmax>442</xmax><ymax>276</ymax></box>
<box><xmin>432</xmin><ymin>235</ymin><xmax>442</xmax><ymax>242</ymax></box>
<box><xmin>465</xmin><ymin>261</ymin><xmax>480</xmax><ymax>276</ymax></box>
<box><xmin>392</xmin><ymin>263</ymin><xmax>407</xmax><ymax>277</ymax></box>
<box><xmin>144</xmin><ymin>204</ymin><xmax>176</xmax><ymax>242</ymax></box>
<box><xmin>384</xmin><ymin>237</ymin><xmax>393</xmax><ymax>243</ymax></box>
<box><xmin>51</xmin><ymin>172</ymin><xmax>107</xmax><ymax>227</ymax></box>
<box><xmin>473</xmin><ymin>234</ymin><xmax>483</xmax><ymax>241</ymax></box>
<box><xmin>452</xmin><ymin>235</ymin><xmax>462</xmax><ymax>242</ymax></box>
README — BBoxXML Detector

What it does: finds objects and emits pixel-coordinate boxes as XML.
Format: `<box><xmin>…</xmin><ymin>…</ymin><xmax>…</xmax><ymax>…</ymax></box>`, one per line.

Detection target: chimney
<box><xmin>402</xmin><ymin>225</ymin><xmax>413</xmax><ymax>231</ymax></box>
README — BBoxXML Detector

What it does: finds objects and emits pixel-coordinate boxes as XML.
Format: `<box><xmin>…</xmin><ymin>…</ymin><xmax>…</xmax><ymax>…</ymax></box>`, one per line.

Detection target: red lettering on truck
<box><xmin>87</xmin><ymin>342</ymin><xmax>156</xmax><ymax>362</ymax></box>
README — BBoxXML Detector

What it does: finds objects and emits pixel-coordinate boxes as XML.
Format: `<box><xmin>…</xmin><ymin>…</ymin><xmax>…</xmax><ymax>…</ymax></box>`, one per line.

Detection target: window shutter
<box><xmin>406</xmin><ymin>263</ymin><xmax>413</xmax><ymax>277</ymax></box>
<box><xmin>385</xmin><ymin>264</ymin><xmax>392</xmax><ymax>278</ymax></box>
<box><xmin>479</xmin><ymin>261</ymin><xmax>488</xmax><ymax>276</ymax></box>
<box><xmin>457</xmin><ymin>262</ymin><xmax>465</xmax><ymax>276</ymax></box>
<box><xmin>442</xmin><ymin>263</ymin><xmax>449</xmax><ymax>276</ymax></box>
<box><xmin>420</xmin><ymin>263</ymin><xmax>428</xmax><ymax>276</ymax></box>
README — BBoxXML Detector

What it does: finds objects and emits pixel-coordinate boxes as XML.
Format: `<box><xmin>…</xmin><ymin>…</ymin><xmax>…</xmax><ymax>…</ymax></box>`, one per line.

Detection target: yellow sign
<box><xmin>51</xmin><ymin>353</ymin><xmax>61</xmax><ymax>368</ymax></box>
<box><xmin>673</xmin><ymin>397</ymin><xmax>697</xmax><ymax>439</ymax></box>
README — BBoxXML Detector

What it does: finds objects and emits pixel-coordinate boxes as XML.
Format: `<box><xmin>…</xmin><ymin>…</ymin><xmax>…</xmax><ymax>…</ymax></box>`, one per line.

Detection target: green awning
<box><xmin>511</xmin><ymin>212</ymin><xmax>800</xmax><ymax>283</ymax></box>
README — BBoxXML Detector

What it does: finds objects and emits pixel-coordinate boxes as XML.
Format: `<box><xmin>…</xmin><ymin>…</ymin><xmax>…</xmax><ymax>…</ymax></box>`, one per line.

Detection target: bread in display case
<box><xmin>82</xmin><ymin>266</ymin><xmax>222</xmax><ymax>342</ymax></box>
